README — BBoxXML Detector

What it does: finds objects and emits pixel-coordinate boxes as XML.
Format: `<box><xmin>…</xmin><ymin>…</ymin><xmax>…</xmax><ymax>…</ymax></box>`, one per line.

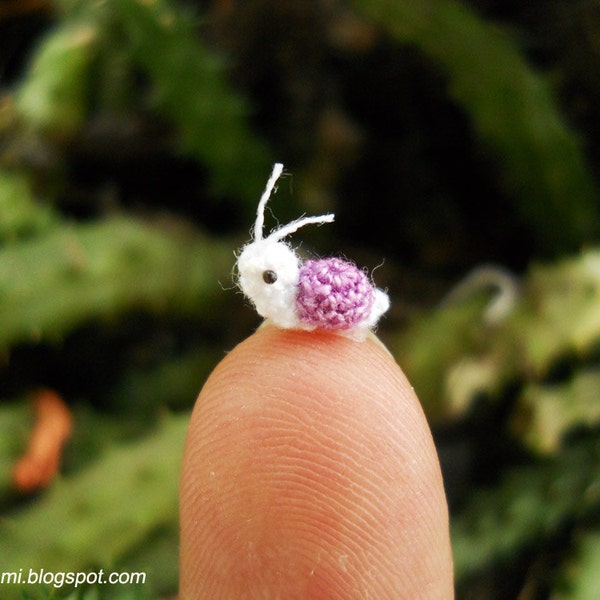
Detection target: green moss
<box><xmin>0</xmin><ymin>171</ymin><xmax>57</xmax><ymax>243</ymax></box>
<box><xmin>0</xmin><ymin>400</ymin><xmax>32</xmax><ymax>506</ymax></box>
<box><xmin>353</xmin><ymin>0</ymin><xmax>599</xmax><ymax>252</ymax></box>
<box><xmin>395</xmin><ymin>249</ymin><xmax>600</xmax><ymax>427</ymax></box>
<box><xmin>0</xmin><ymin>217</ymin><xmax>231</xmax><ymax>350</ymax></box>
<box><xmin>452</xmin><ymin>436</ymin><xmax>600</xmax><ymax>581</ymax></box>
<box><xmin>111</xmin><ymin>0</ymin><xmax>272</xmax><ymax>202</ymax></box>
<box><xmin>15</xmin><ymin>23</ymin><xmax>98</xmax><ymax>137</ymax></box>
<box><xmin>516</xmin><ymin>370</ymin><xmax>600</xmax><ymax>454</ymax></box>
<box><xmin>0</xmin><ymin>414</ymin><xmax>187</xmax><ymax>600</ymax></box>
<box><xmin>556</xmin><ymin>528</ymin><xmax>600</xmax><ymax>599</ymax></box>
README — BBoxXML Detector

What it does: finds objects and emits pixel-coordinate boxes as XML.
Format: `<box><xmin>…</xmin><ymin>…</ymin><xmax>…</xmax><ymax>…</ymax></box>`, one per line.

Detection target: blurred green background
<box><xmin>2</xmin><ymin>0</ymin><xmax>600</xmax><ymax>598</ymax></box>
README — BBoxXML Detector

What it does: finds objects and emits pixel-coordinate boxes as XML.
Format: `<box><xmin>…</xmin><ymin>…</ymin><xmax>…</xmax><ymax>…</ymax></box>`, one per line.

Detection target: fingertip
<box><xmin>180</xmin><ymin>326</ymin><xmax>453</xmax><ymax>599</ymax></box>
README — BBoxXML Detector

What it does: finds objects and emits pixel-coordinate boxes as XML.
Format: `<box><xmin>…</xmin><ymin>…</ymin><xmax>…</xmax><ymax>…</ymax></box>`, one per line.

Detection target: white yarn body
<box><xmin>237</xmin><ymin>239</ymin><xmax>304</xmax><ymax>329</ymax></box>
<box><xmin>365</xmin><ymin>289</ymin><xmax>390</xmax><ymax>328</ymax></box>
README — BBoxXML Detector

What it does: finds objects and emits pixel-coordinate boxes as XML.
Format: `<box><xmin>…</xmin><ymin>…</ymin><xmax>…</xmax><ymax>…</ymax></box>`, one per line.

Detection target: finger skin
<box><xmin>180</xmin><ymin>327</ymin><xmax>453</xmax><ymax>599</ymax></box>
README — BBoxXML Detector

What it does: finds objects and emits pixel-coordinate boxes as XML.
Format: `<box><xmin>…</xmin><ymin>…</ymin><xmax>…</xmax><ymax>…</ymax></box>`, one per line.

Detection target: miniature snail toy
<box><xmin>237</xmin><ymin>163</ymin><xmax>390</xmax><ymax>341</ymax></box>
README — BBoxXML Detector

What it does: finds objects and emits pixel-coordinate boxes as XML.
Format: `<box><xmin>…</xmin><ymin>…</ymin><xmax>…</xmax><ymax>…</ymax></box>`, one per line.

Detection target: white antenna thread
<box><xmin>268</xmin><ymin>214</ymin><xmax>334</xmax><ymax>242</ymax></box>
<box><xmin>254</xmin><ymin>163</ymin><xmax>284</xmax><ymax>240</ymax></box>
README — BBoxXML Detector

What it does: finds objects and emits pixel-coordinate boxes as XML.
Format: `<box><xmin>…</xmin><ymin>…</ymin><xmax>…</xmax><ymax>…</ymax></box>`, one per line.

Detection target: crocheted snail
<box><xmin>237</xmin><ymin>163</ymin><xmax>390</xmax><ymax>341</ymax></box>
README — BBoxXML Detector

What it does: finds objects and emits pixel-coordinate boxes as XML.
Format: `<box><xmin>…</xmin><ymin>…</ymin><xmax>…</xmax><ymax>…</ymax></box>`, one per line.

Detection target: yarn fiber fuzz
<box><xmin>296</xmin><ymin>258</ymin><xmax>376</xmax><ymax>329</ymax></box>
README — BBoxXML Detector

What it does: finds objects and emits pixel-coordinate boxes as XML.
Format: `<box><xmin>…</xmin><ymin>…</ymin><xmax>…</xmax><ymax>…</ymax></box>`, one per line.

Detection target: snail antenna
<box><xmin>268</xmin><ymin>214</ymin><xmax>334</xmax><ymax>242</ymax></box>
<box><xmin>254</xmin><ymin>163</ymin><xmax>284</xmax><ymax>240</ymax></box>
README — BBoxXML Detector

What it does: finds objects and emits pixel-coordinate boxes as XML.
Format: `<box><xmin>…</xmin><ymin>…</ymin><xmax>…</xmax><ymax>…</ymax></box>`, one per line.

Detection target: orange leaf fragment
<box><xmin>12</xmin><ymin>389</ymin><xmax>73</xmax><ymax>493</ymax></box>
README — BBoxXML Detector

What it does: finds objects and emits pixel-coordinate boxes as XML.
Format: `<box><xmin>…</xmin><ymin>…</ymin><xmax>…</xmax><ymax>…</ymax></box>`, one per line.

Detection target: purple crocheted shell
<box><xmin>296</xmin><ymin>258</ymin><xmax>375</xmax><ymax>329</ymax></box>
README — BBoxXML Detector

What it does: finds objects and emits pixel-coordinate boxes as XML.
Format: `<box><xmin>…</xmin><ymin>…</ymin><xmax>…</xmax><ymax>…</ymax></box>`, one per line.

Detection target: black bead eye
<box><xmin>262</xmin><ymin>270</ymin><xmax>277</xmax><ymax>284</ymax></box>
